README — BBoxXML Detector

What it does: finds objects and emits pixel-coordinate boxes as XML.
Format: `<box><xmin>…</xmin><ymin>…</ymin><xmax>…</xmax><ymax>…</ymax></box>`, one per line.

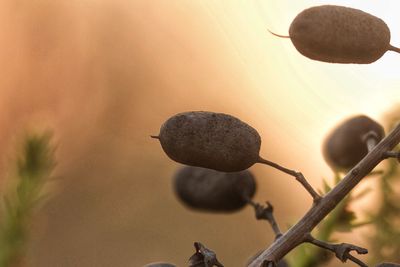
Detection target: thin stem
<box><xmin>362</xmin><ymin>131</ymin><xmax>379</xmax><ymax>152</ymax></box>
<box><xmin>388</xmin><ymin>44</ymin><xmax>400</xmax><ymax>54</ymax></box>
<box><xmin>257</xmin><ymin>157</ymin><xmax>321</xmax><ymax>202</ymax></box>
<box><xmin>382</xmin><ymin>151</ymin><xmax>400</xmax><ymax>161</ymax></box>
<box><xmin>305</xmin><ymin>235</ymin><xmax>368</xmax><ymax>267</ymax></box>
<box><xmin>246</xmin><ymin>199</ymin><xmax>282</xmax><ymax>239</ymax></box>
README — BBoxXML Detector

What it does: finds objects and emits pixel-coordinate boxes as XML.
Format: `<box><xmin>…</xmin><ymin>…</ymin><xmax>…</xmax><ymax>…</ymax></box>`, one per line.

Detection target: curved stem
<box><xmin>388</xmin><ymin>44</ymin><xmax>400</xmax><ymax>54</ymax></box>
<box><xmin>257</xmin><ymin>157</ymin><xmax>321</xmax><ymax>202</ymax></box>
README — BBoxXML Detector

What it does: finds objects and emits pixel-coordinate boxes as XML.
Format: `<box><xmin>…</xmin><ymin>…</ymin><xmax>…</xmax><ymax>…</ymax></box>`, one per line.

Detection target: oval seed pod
<box><xmin>323</xmin><ymin>115</ymin><xmax>385</xmax><ymax>171</ymax></box>
<box><xmin>174</xmin><ymin>166</ymin><xmax>256</xmax><ymax>212</ymax></box>
<box><xmin>154</xmin><ymin>111</ymin><xmax>261</xmax><ymax>172</ymax></box>
<box><xmin>273</xmin><ymin>5</ymin><xmax>400</xmax><ymax>63</ymax></box>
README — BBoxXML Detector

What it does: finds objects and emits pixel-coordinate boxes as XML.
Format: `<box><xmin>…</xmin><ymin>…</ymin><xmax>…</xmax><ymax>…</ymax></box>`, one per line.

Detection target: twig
<box><xmin>248</xmin><ymin>123</ymin><xmax>400</xmax><ymax>267</ymax></box>
<box><xmin>247</xmin><ymin>199</ymin><xmax>282</xmax><ymax>239</ymax></box>
<box><xmin>189</xmin><ymin>242</ymin><xmax>223</xmax><ymax>267</ymax></box>
<box><xmin>305</xmin><ymin>234</ymin><xmax>368</xmax><ymax>267</ymax></box>
<box><xmin>382</xmin><ymin>151</ymin><xmax>400</xmax><ymax>162</ymax></box>
<box><xmin>257</xmin><ymin>157</ymin><xmax>321</xmax><ymax>202</ymax></box>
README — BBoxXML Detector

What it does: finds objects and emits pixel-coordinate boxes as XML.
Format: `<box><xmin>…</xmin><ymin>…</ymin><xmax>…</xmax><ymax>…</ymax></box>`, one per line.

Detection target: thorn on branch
<box><xmin>189</xmin><ymin>242</ymin><xmax>223</xmax><ymax>267</ymax></box>
<box><xmin>257</xmin><ymin>157</ymin><xmax>321</xmax><ymax>203</ymax></box>
<box><xmin>305</xmin><ymin>235</ymin><xmax>368</xmax><ymax>267</ymax></box>
<box><xmin>246</xmin><ymin>199</ymin><xmax>282</xmax><ymax>239</ymax></box>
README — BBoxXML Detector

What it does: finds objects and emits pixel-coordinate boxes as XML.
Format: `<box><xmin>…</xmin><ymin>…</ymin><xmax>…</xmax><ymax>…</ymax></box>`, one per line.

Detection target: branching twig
<box><xmin>189</xmin><ymin>242</ymin><xmax>223</xmax><ymax>267</ymax></box>
<box><xmin>248</xmin><ymin>123</ymin><xmax>400</xmax><ymax>267</ymax></box>
<box><xmin>247</xmin><ymin>199</ymin><xmax>282</xmax><ymax>239</ymax></box>
<box><xmin>305</xmin><ymin>234</ymin><xmax>368</xmax><ymax>266</ymax></box>
<box><xmin>257</xmin><ymin>157</ymin><xmax>321</xmax><ymax>202</ymax></box>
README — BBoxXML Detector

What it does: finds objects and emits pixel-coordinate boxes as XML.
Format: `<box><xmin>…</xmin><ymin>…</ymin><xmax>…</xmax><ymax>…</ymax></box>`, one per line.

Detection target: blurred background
<box><xmin>0</xmin><ymin>0</ymin><xmax>399</xmax><ymax>266</ymax></box>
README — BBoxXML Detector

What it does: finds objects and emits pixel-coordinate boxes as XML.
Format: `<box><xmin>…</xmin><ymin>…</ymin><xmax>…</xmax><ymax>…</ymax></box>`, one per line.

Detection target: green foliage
<box><xmin>368</xmin><ymin>117</ymin><xmax>400</xmax><ymax>265</ymax></box>
<box><xmin>0</xmin><ymin>132</ymin><xmax>55</xmax><ymax>267</ymax></box>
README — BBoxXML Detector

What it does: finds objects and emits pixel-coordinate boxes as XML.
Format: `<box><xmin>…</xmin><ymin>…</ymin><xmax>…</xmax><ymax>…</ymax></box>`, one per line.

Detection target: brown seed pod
<box><xmin>153</xmin><ymin>111</ymin><xmax>261</xmax><ymax>172</ymax></box>
<box><xmin>323</xmin><ymin>115</ymin><xmax>385</xmax><ymax>171</ymax></box>
<box><xmin>174</xmin><ymin>166</ymin><xmax>256</xmax><ymax>212</ymax></box>
<box><xmin>272</xmin><ymin>5</ymin><xmax>400</xmax><ymax>63</ymax></box>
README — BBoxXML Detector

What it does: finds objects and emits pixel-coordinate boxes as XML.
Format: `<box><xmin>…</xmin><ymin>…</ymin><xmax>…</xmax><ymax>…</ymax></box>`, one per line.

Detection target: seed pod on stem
<box><xmin>174</xmin><ymin>166</ymin><xmax>256</xmax><ymax>212</ymax></box>
<box><xmin>153</xmin><ymin>111</ymin><xmax>321</xmax><ymax>201</ymax></box>
<box><xmin>152</xmin><ymin>111</ymin><xmax>261</xmax><ymax>172</ymax></box>
<box><xmin>270</xmin><ymin>5</ymin><xmax>400</xmax><ymax>64</ymax></box>
<box><xmin>323</xmin><ymin>115</ymin><xmax>385</xmax><ymax>172</ymax></box>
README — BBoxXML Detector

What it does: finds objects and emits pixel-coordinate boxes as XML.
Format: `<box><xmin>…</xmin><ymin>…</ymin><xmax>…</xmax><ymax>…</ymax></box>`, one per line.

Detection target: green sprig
<box><xmin>0</xmin><ymin>132</ymin><xmax>55</xmax><ymax>267</ymax></box>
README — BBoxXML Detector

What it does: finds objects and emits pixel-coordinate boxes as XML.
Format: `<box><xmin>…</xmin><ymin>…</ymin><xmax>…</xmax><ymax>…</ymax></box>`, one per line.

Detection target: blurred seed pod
<box><xmin>153</xmin><ymin>111</ymin><xmax>261</xmax><ymax>172</ymax></box>
<box><xmin>323</xmin><ymin>115</ymin><xmax>384</xmax><ymax>171</ymax></box>
<box><xmin>174</xmin><ymin>166</ymin><xmax>256</xmax><ymax>212</ymax></box>
<box><xmin>143</xmin><ymin>263</ymin><xmax>176</xmax><ymax>267</ymax></box>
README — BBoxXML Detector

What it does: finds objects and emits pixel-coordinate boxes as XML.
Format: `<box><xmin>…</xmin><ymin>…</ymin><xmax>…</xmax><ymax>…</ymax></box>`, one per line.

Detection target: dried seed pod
<box><xmin>323</xmin><ymin>115</ymin><xmax>385</xmax><ymax>171</ymax></box>
<box><xmin>273</xmin><ymin>5</ymin><xmax>400</xmax><ymax>63</ymax></box>
<box><xmin>174</xmin><ymin>166</ymin><xmax>256</xmax><ymax>212</ymax></box>
<box><xmin>144</xmin><ymin>263</ymin><xmax>176</xmax><ymax>267</ymax></box>
<box><xmin>153</xmin><ymin>111</ymin><xmax>261</xmax><ymax>172</ymax></box>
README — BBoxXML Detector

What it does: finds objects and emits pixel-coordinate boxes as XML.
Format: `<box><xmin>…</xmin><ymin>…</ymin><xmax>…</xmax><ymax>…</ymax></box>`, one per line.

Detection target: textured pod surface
<box><xmin>174</xmin><ymin>166</ymin><xmax>256</xmax><ymax>212</ymax></box>
<box><xmin>157</xmin><ymin>111</ymin><xmax>261</xmax><ymax>172</ymax></box>
<box><xmin>289</xmin><ymin>5</ymin><xmax>391</xmax><ymax>63</ymax></box>
<box><xmin>323</xmin><ymin>115</ymin><xmax>385</xmax><ymax>171</ymax></box>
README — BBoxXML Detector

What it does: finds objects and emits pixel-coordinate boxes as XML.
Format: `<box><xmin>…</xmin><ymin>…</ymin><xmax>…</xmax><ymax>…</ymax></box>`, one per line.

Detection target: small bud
<box><xmin>323</xmin><ymin>115</ymin><xmax>384</xmax><ymax>171</ymax></box>
<box><xmin>174</xmin><ymin>166</ymin><xmax>256</xmax><ymax>212</ymax></box>
<box><xmin>154</xmin><ymin>111</ymin><xmax>261</xmax><ymax>172</ymax></box>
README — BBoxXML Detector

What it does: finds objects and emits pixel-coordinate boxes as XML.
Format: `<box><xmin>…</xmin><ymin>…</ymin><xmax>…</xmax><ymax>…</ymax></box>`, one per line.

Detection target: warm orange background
<box><xmin>0</xmin><ymin>0</ymin><xmax>399</xmax><ymax>266</ymax></box>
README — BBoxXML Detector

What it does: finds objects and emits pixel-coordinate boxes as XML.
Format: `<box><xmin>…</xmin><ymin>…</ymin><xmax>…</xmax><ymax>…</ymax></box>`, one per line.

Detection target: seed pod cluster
<box><xmin>279</xmin><ymin>5</ymin><xmax>400</xmax><ymax>64</ymax></box>
<box><xmin>323</xmin><ymin>115</ymin><xmax>385</xmax><ymax>171</ymax></box>
<box><xmin>174</xmin><ymin>166</ymin><xmax>256</xmax><ymax>212</ymax></box>
<box><xmin>154</xmin><ymin>111</ymin><xmax>261</xmax><ymax>172</ymax></box>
